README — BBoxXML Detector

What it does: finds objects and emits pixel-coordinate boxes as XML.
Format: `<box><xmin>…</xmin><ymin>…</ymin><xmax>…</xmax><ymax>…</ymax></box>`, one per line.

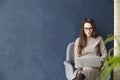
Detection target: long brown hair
<box><xmin>78</xmin><ymin>18</ymin><xmax>98</xmax><ymax>56</ymax></box>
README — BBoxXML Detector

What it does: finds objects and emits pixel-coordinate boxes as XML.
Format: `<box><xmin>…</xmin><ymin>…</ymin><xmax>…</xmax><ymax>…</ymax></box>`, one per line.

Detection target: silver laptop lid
<box><xmin>75</xmin><ymin>55</ymin><xmax>101</xmax><ymax>67</ymax></box>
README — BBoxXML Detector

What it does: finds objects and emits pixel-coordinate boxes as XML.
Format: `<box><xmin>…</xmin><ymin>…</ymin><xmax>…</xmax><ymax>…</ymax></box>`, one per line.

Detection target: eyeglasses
<box><xmin>84</xmin><ymin>27</ymin><xmax>93</xmax><ymax>31</ymax></box>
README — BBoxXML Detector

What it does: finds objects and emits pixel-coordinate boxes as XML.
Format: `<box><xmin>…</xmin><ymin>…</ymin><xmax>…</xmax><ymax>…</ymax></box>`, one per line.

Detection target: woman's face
<box><xmin>84</xmin><ymin>22</ymin><xmax>93</xmax><ymax>37</ymax></box>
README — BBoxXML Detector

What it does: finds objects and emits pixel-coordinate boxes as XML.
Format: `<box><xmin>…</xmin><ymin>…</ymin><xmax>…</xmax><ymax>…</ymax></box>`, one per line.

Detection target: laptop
<box><xmin>75</xmin><ymin>55</ymin><xmax>101</xmax><ymax>67</ymax></box>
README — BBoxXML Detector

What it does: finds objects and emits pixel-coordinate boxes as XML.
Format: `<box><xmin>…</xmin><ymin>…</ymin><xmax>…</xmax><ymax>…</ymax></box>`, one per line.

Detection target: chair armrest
<box><xmin>63</xmin><ymin>60</ymin><xmax>75</xmax><ymax>80</ymax></box>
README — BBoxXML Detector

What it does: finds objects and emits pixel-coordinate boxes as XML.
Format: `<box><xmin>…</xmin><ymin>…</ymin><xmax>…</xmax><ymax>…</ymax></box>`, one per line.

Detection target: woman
<box><xmin>72</xmin><ymin>18</ymin><xmax>107</xmax><ymax>80</ymax></box>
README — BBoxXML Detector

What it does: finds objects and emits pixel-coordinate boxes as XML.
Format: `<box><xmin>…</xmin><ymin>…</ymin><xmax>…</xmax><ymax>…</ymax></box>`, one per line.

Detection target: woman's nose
<box><xmin>88</xmin><ymin>30</ymin><xmax>90</xmax><ymax>33</ymax></box>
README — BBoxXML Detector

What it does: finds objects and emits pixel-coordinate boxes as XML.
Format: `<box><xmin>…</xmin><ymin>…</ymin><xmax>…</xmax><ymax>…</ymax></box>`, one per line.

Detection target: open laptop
<box><xmin>75</xmin><ymin>55</ymin><xmax>101</xmax><ymax>67</ymax></box>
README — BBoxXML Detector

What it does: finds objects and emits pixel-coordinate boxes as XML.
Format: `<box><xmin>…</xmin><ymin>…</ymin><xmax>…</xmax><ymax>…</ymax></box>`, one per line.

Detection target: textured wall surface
<box><xmin>0</xmin><ymin>0</ymin><xmax>113</xmax><ymax>80</ymax></box>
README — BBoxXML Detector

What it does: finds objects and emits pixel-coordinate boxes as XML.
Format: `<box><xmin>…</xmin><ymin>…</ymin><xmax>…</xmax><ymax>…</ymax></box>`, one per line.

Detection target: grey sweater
<box><xmin>74</xmin><ymin>36</ymin><xmax>107</xmax><ymax>68</ymax></box>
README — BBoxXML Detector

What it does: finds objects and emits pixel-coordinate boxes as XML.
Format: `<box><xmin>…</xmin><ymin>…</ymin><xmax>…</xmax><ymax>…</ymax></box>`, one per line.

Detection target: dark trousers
<box><xmin>73</xmin><ymin>73</ymin><xmax>86</xmax><ymax>80</ymax></box>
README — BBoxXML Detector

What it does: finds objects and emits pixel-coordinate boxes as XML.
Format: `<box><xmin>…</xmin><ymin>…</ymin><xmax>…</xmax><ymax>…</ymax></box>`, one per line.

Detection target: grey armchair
<box><xmin>63</xmin><ymin>42</ymin><xmax>75</xmax><ymax>80</ymax></box>
<box><xmin>63</xmin><ymin>42</ymin><xmax>112</xmax><ymax>80</ymax></box>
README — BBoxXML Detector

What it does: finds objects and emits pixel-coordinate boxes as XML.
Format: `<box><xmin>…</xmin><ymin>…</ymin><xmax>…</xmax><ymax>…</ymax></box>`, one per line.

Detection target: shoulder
<box><xmin>75</xmin><ymin>37</ymin><xmax>80</xmax><ymax>42</ymax></box>
<box><xmin>95</xmin><ymin>36</ymin><xmax>105</xmax><ymax>43</ymax></box>
<box><xmin>96</xmin><ymin>36</ymin><xmax>103</xmax><ymax>40</ymax></box>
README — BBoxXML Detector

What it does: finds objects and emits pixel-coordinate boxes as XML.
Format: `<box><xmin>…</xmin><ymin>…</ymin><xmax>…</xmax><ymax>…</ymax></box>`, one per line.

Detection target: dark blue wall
<box><xmin>0</xmin><ymin>0</ymin><xmax>113</xmax><ymax>80</ymax></box>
